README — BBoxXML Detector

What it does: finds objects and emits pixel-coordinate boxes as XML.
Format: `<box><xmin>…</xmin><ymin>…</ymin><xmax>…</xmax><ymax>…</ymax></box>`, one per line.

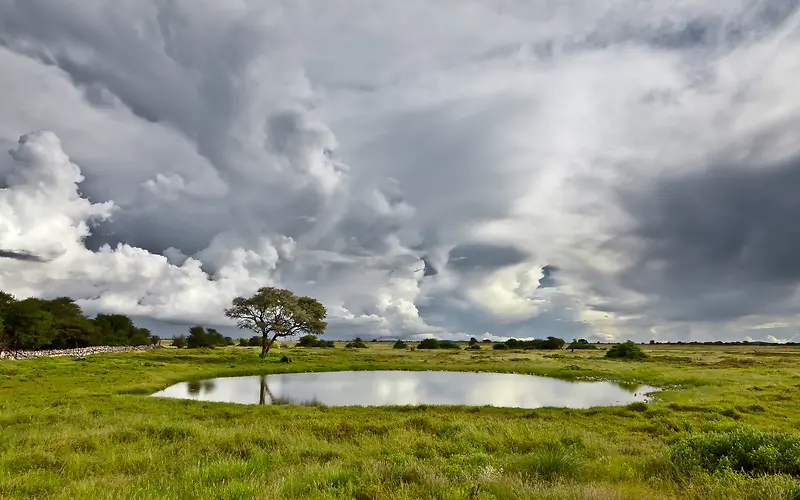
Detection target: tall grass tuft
<box><xmin>505</xmin><ymin>445</ymin><xmax>584</xmax><ymax>482</ymax></box>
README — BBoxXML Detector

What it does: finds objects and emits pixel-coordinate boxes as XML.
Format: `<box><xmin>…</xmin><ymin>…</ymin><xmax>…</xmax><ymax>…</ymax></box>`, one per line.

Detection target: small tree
<box><xmin>469</xmin><ymin>337</ymin><xmax>478</xmax><ymax>346</ymax></box>
<box><xmin>187</xmin><ymin>326</ymin><xmax>210</xmax><ymax>348</ymax></box>
<box><xmin>606</xmin><ymin>341</ymin><xmax>648</xmax><ymax>360</ymax></box>
<box><xmin>417</xmin><ymin>338</ymin><xmax>440</xmax><ymax>349</ymax></box>
<box><xmin>172</xmin><ymin>335</ymin><xmax>187</xmax><ymax>349</ymax></box>
<box><xmin>224</xmin><ymin>287</ymin><xmax>327</xmax><ymax>358</ymax></box>
<box><xmin>346</xmin><ymin>338</ymin><xmax>367</xmax><ymax>348</ymax></box>
<box><xmin>393</xmin><ymin>340</ymin><xmax>408</xmax><ymax>349</ymax></box>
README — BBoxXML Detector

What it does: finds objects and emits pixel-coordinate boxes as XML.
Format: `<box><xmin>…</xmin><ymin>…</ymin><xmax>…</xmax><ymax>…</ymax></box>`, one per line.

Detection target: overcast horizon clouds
<box><xmin>1</xmin><ymin>0</ymin><xmax>799</xmax><ymax>342</ymax></box>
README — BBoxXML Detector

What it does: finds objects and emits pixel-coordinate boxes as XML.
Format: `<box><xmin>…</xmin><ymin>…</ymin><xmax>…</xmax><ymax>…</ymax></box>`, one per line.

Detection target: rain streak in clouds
<box><xmin>1</xmin><ymin>0</ymin><xmax>799</xmax><ymax>342</ymax></box>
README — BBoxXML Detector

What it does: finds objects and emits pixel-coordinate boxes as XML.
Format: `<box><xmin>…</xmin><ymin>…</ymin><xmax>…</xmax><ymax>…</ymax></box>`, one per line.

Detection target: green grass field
<box><xmin>1</xmin><ymin>343</ymin><xmax>799</xmax><ymax>499</ymax></box>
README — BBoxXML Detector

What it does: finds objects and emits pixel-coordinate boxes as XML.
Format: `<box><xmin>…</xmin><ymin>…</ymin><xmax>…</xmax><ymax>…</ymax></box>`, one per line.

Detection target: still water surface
<box><xmin>152</xmin><ymin>370</ymin><xmax>657</xmax><ymax>409</ymax></box>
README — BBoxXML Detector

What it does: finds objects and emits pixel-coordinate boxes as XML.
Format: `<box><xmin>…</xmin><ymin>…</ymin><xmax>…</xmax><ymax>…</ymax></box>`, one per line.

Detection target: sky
<box><xmin>1</xmin><ymin>0</ymin><xmax>799</xmax><ymax>343</ymax></box>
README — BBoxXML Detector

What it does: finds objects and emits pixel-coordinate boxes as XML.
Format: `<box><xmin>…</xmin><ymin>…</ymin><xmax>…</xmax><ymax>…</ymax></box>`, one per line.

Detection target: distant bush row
<box><xmin>171</xmin><ymin>326</ymin><xmax>236</xmax><ymax>349</ymax></box>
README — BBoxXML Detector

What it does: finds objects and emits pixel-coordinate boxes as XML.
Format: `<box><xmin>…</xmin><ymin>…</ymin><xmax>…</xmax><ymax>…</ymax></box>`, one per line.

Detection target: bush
<box><xmin>670</xmin><ymin>428</ymin><xmax>800</xmax><ymax>476</ymax></box>
<box><xmin>171</xmin><ymin>336</ymin><xmax>186</xmax><ymax>349</ymax></box>
<box><xmin>186</xmin><ymin>326</ymin><xmax>230</xmax><ymax>348</ymax></box>
<box><xmin>280</xmin><ymin>355</ymin><xmax>292</xmax><ymax>363</ymax></box>
<box><xmin>467</xmin><ymin>344</ymin><xmax>481</xmax><ymax>350</ymax></box>
<box><xmin>493</xmin><ymin>343</ymin><xmax>508</xmax><ymax>350</ymax></box>
<box><xmin>393</xmin><ymin>340</ymin><xmax>408</xmax><ymax>349</ymax></box>
<box><xmin>567</xmin><ymin>342</ymin><xmax>597</xmax><ymax>350</ymax></box>
<box><xmin>504</xmin><ymin>337</ymin><xmax>566</xmax><ymax>350</ymax></box>
<box><xmin>346</xmin><ymin>338</ymin><xmax>368</xmax><ymax>348</ymax></box>
<box><xmin>248</xmin><ymin>335</ymin><xmax>262</xmax><ymax>347</ymax></box>
<box><xmin>238</xmin><ymin>338</ymin><xmax>249</xmax><ymax>347</ymax></box>
<box><xmin>606</xmin><ymin>341</ymin><xmax>648</xmax><ymax>360</ymax></box>
<box><xmin>438</xmin><ymin>341</ymin><xmax>460</xmax><ymax>349</ymax></box>
<box><xmin>297</xmin><ymin>335</ymin><xmax>333</xmax><ymax>348</ymax></box>
<box><xmin>417</xmin><ymin>338</ymin><xmax>440</xmax><ymax>349</ymax></box>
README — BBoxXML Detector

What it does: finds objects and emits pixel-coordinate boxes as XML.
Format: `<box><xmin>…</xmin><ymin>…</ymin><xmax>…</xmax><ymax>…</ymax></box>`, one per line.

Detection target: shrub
<box><xmin>346</xmin><ymin>338</ymin><xmax>368</xmax><ymax>348</ymax></box>
<box><xmin>670</xmin><ymin>428</ymin><xmax>800</xmax><ymax>476</ymax></box>
<box><xmin>438</xmin><ymin>341</ymin><xmax>460</xmax><ymax>349</ymax></box>
<box><xmin>238</xmin><ymin>338</ymin><xmax>249</xmax><ymax>347</ymax></box>
<box><xmin>171</xmin><ymin>336</ymin><xmax>186</xmax><ymax>349</ymax></box>
<box><xmin>393</xmin><ymin>340</ymin><xmax>408</xmax><ymax>349</ymax></box>
<box><xmin>606</xmin><ymin>341</ymin><xmax>648</xmax><ymax>360</ymax></box>
<box><xmin>417</xmin><ymin>338</ymin><xmax>440</xmax><ymax>349</ymax></box>
<box><xmin>467</xmin><ymin>344</ymin><xmax>481</xmax><ymax>350</ymax></box>
<box><xmin>248</xmin><ymin>335</ymin><xmax>262</xmax><ymax>347</ymax></box>
<box><xmin>493</xmin><ymin>343</ymin><xmax>508</xmax><ymax>350</ymax></box>
<box><xmin>567</xmin><ymin>341</ymin><xmax>597</xmax><ymax>350</ymax></box>
<box><xmin>280</xmin><ymin>355</ymin><xmax>292</xmax><ymax>363</ymax></box>
<box><xmin>504</xmin><ymin>337</ymin><xmax>566</xmax><ymax>350</ymax></box>
<box><xmin>297</xmin><ymin>335</ymin><xmax>334</xmax><ymax>348</ymax></box>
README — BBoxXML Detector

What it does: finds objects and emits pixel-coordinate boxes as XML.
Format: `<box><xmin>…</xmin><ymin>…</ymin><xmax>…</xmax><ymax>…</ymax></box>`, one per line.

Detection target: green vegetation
<box><xmin>670</xmin><ymin>427</ymin><xmax>800</xmax><ymax>476</ymax></box>
<box><xmin>417</xmin><ymin>338</ymin><xmax>441</xmax><ymax>349</ymax></box>
<box><xmin>417</xmin><ymin>338</ymin><xmax>460</xmax><ymax>350</ymax></box>
<box><xmin>1</xmin><ymin>343</ymin><xmax>799</xmax><ymax>499</ymax></box>
<box><xmin>297</xmin><ymin>335</ymin><xmax>335</xmax><ymax>348</ymax></box>
<box><xmin>505</xmin><ymin>337</ymin><xmax>566</xmax><ymax>350</ymax></box>
<box><xmin>224</xmin><ymin>287</ymin><xmax>327</xmax><ymax>358</ymax></box>
<box><xmin>568</xmin><ymin>339</ymin><xmax>597</xmax><ymax>350</ymax></box>
<box><xmin>186</xmin><ymin>326</ymin><xmax>234</xmax><ymax>349</ymax></box>
<box><xmin>0</xmin><ymin>291</ymin><xmax>159</xmax><ymax>350</ymax></box>
<box><xmin>393</xmin><ymin>340</ymin><xmax>408</xmax><ymax>349</ymax></box>
<box><xmin>346</xmin><ymin>338</ymin><xmax>368</xmax><ymax>349</ymax></box>
<box><xmin>607</xmin><ymin>340</ymin><xmax>649</xmax><ymax>360</ymax></box>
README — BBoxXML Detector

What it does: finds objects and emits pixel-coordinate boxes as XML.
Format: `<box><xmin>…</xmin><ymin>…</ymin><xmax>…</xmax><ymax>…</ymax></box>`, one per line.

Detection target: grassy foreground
<box><xmin>1</xmin><ymin>343</ymin><xmax>799</xmax><ymax>499</ymax></box>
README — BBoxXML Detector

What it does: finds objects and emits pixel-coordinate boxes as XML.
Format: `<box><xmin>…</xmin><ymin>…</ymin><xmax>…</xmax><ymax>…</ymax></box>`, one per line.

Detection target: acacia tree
<box><xmin>224</xmin><ymin>287</ymin><xmax>327</xmax><ymax>358</ymax></box>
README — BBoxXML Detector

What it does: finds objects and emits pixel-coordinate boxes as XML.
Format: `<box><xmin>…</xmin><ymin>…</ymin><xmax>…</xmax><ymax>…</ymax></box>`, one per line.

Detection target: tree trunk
<box><xmin>260</xmin><ymin>333</ymin><xmax>280</xmax><ymax>358</ymax></box>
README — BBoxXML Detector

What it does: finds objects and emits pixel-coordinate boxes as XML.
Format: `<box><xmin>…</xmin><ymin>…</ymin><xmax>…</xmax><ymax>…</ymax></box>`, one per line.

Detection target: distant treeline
<box><xmin>171</xmin><ymin>326</ymin><xmax>236</xmax><ymax>349</ymax></box>
<box><xmin>646</xmin><ymin>340</ymin><xmax>800</xmax><ymax>346</ymax></box>
<box><xmin>0</xmin><ymin>291</ymin><xmax>159</xmax><ymax>351</ymax></box>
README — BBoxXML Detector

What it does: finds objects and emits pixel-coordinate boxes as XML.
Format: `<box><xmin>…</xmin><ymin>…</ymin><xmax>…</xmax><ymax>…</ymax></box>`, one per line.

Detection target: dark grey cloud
<box><xmin>537</xmin><ymin>265</ymin><xmax>558</xmax><ymax>289</ymax></box>
<box><xmin>421</xmin><ymin>257</ymin><xmax>438</xmax><ymax>277</ymax></box>
<box><xmin>0</xmin><ymin>249</ymin><xmax>47</xmax><ymax>262</ymax></box>
<box><xmin>447</xmin><ymin>243</ymin><xmax>531</xmax><ymax>272</ymax></box>
<box><xmin>615</xmin><ymin>152</ymin><xmax>800</xmax><ymax>321</ymax></box>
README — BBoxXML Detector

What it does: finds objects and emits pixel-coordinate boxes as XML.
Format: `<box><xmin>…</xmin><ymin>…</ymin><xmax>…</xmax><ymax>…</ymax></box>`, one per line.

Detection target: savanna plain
<box><xmin>1</xmin><ymin>343</ymin><xmax>799</xmax><ymax>500</ymax></box>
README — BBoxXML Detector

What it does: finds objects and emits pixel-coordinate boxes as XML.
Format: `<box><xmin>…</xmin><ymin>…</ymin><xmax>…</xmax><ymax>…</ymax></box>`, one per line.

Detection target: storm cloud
<box><xmin>0</xmin><ymin>249</ymin><xmax>46</xmax><ymax>262</ymax></box>
<box><xmin>1</xmin><ymin>0</ymin><xmax>799</xmax><ymax>343</ymax></box>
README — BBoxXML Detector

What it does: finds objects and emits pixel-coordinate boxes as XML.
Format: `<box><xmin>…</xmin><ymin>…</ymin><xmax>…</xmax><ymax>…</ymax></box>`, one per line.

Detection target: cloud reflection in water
<box><xmin>153</xmin><ymin>371</ymin><xmax>658</xmax><ymax>409</ymax></box>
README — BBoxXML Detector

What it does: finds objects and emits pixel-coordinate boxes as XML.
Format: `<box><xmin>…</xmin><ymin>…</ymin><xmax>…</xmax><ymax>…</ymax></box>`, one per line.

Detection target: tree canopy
<box><xmin>0</xmin><ymin>291</ymin><xmax>158</xmax><ymax>351</ymax></box>
<box><xmin>224</xmin><ymin>287</ymin><xmax>327</xmax><ymax>358</ymax></box>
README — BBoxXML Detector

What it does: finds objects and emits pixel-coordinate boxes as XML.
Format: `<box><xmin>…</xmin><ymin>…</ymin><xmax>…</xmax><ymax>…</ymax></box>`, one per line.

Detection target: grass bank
<box><xmin>1</xmin><ymin>343</ymin><xmax>799</xmax><ymax>499</ymax></box>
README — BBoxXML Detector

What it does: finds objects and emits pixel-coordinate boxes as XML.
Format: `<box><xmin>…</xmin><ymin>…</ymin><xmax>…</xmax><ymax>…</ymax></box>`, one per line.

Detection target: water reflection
<box><xmin>187</xmin><ymin>380</ymin><xmax>216</xmax><ymax>395</ymax></box>
<box><xmin>152</xmin><ymin>371</ymin><xmax>658</xmax><ymax>409</ymax></box>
